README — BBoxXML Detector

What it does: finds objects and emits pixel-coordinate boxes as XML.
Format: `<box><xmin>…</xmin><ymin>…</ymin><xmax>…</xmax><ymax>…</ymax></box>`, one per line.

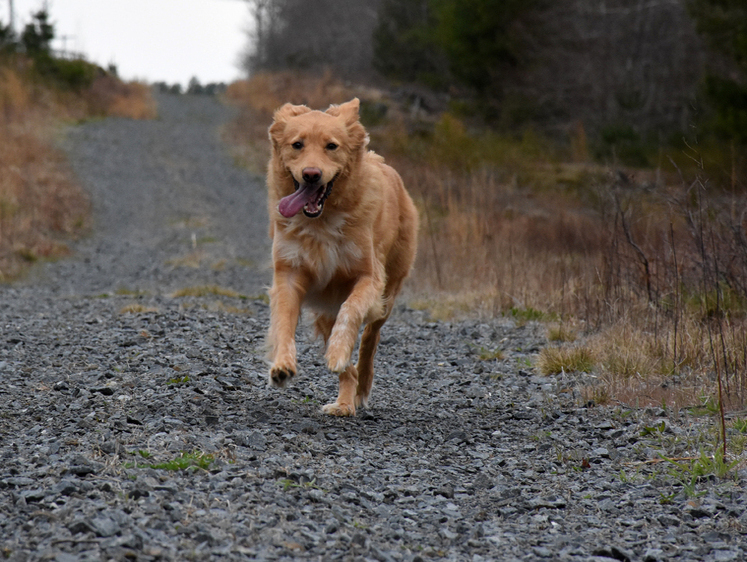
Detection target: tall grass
<box><xmin>400</xmin><ymin>148</ymin><xmax>747</xmax><ymax>410</ymax></box>
<box><xmin>225</xmin><ymin>70</ymin><xmax>747</xmax><ymax>412</ymax></box>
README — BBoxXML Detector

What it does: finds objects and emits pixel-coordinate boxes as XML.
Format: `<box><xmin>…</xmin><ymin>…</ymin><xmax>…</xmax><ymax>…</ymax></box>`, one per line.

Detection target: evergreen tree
<box><xmin>373</xmin><ymin>0</ymin><xmax>537</xmax><ymax>95</ymax></box>
<box><xmin>433</xmin><ymin>0</ymin><xmax>534</xmax><ymax>92</ymax></box>
<box><xmin>372</xmin><ymin>0</ymin><xmax>446</xmax><ymax>87</ymax></box>
<box><xmin>21</xmin><ymin>10</ymin><xmax>54</xmax><ymax>56</ymax></box>
<box><xmin>0</xmin><ymin>20</ymin><xmax>17</xmax><ymax>54</ymax></box>
<box><xmin>688</xmin><ymin>0</ymin><xmax>747</xmax><ymax>141</ymax></box>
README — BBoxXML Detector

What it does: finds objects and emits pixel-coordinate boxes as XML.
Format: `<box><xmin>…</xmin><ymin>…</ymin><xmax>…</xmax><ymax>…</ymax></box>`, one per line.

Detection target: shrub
<box><xmin>537</xmin><ymin>345</ymin><xmax>596</xmax><ymax>375</ymax></box>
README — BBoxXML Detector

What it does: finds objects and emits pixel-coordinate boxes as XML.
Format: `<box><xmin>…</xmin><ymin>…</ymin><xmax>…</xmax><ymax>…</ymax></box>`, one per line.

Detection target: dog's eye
<box><xmin>291</xmin><ymin>141</ymin><xmax>303</xmax><ymax>150</ymax></box>
<box><xmin>326</xmin><ymin>143</ymin><xmax>338</xmax><ymax>151</ymax></box>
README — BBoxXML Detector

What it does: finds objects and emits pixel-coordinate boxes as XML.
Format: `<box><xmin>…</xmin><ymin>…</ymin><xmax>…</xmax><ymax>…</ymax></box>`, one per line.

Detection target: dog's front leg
<box><xmin>325</xmin><ymin>274</ymin><xmax>383</xmax><ymax>373</ymax></box>
<box><xmin>267</xmin><ymin>270</ymin><xmax>305</xmax><ymax>388</ymax></box>
<box><xmin>322</xmin><ymin>275</ymin><xmax>382</xmax><ymax>417</ymax></box>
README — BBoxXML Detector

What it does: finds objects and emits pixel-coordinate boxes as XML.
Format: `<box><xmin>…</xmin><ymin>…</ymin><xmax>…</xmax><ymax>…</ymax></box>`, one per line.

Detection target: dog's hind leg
<box><xmin>322</xmin><ymin>364</ymin><xmax>359</xmax><ymax>416</ymax></box>
<box><xmin>355</xmin><ymin>317</ymin><xmax>385</xmax><ymax>408</ymax></box>
<box><xmin>356</xmin><ymin>275</ymin><xmax>405</xmax><ymax>408</ymax></box>
<box><xmin>313</xmin><ymin>314</ymin><xmax>335</xmax><ymax>345</ymax></box>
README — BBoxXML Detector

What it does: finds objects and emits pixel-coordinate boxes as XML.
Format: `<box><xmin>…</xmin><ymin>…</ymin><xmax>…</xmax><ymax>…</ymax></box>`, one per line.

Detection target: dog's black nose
<box><xmin>302</xmin><ymin>168</ymin><xmax>322</xmax><ymax>183</ymax></box>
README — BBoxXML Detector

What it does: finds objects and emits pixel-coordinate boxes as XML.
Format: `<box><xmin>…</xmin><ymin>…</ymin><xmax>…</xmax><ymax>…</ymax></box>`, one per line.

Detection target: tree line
<box><xmin>244</xmin><ymin>0</ymin><xmax>746</xmax><ymax>147</ymax></box>
<box><xmin>1</xmin><ymin>9</ymin><xmax>105</xmax><ymax>91</ymax></box>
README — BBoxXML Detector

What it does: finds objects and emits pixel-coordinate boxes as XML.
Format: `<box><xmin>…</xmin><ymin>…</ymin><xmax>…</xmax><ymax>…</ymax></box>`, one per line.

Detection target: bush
<box><xmin>0</xmin><ymin>21</ymin><xmax>16</xmax><ymax>55</ymax></box>
<box><xmin>46</xmin><ymin>57</ymin><xmax>100</xmax><ymax>91</ymax></box>
<box><xmin>595</xmin><ymin>124</ymin><xmax>652</xmax><ymax>167</ymax></box>
<box><xmin>704</xmin><ymin>76</ymin><xmax>747</xmax><ymax>143</ymax></box>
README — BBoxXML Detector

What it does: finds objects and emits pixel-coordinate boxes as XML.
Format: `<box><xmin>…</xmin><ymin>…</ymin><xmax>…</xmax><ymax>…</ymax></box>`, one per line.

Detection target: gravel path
<box><xmin>1</xmin><ymin>93</ymin><xmax>745</xmax><ymax>562</ymax></box>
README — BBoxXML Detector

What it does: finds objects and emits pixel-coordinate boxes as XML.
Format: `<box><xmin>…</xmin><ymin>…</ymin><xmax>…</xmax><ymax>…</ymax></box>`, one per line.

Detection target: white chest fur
<box><xmin>274</xmin><ymin>214</ymin><xmax>363</xmax><ymax>288</ymax></box>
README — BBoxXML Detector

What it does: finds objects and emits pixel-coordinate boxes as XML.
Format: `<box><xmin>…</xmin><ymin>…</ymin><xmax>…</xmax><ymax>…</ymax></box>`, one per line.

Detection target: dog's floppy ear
<box><xmin>269</xmin><ymin>103</ymin><xmax>311</xmax><ymax>148</ymax></box>
<box><xmin>327</xmin><ymin>98</ymin><xmax>368</xmax><ymax>151</ymax></box>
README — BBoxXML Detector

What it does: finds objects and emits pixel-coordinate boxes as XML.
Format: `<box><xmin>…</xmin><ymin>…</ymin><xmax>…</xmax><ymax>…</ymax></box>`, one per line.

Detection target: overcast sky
<box><xmin>8</xmin><ymin>0</ymin><xmax>252</xmax><ymax>85</ymax></box>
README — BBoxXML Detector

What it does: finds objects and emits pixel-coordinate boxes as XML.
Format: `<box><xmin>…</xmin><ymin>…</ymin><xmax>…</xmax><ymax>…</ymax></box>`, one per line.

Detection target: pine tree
<box><xmin>688</xmin><ymin>0</ymin><xmax>747</xmax><ymax>141</ymax></box>
<box><xmin>21</xmin><ymin>10</ymin><xmax>54</xmax><ymax>56</ymax></box>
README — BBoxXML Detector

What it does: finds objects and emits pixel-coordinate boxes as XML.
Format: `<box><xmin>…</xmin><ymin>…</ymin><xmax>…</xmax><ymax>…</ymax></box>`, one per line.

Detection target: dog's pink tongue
<box><xmin>278</xmin><ymin>185</ymin><xmax>317</xmax><ymax>218</ymax></box>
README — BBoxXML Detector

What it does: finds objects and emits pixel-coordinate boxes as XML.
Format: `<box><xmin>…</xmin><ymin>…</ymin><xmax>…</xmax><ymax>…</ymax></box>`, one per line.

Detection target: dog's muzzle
<box><xmin>277</xmin><ymin>175</ymin><xmax>336</xmax><ymax>218</ymax></box>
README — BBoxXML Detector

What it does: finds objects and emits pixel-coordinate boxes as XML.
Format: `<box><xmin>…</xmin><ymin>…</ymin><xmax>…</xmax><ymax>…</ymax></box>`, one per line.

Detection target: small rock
<box><xmin>642</xmin><ymin>548</ymin><xmax>664</xmax><ymax>562</ymax></box>
<box><xmin>66</xmin><ymin>456</ymin><xmax>102</xmax><ymax>476</ymax></box>
<box><xmin>445</xmin><ymin>430</ymin><xmax>468</xmax><ymax>443</ymax></box>
<box><xmin>67</xmin><ymin>518</ymin><xmax>94</xmax><ymax>534</ymax></box>
<box><xmin>91</xmin><ymin>386</ymin><xmax>115</xmax><ymax>396</ymax></box>
<box><xmin>592</xmin><ymin>447</ymin><xmax>610</xmax><ymax>459</ymax></box>
<box><xmin>52</xmin><ymin>480</ymin><xmax>79</xmax><ymax>496</ymax></box>
<box><xmin>299</xmin><ymin>422</ymin><xmax>319</xmax><ymax>434</ymax></box>
<box><xmin>215</xmin><ymin>376</ymin><xmax>238</xmax><ymax>390</ymax></box>
<box><xmin>528</xmin><ymin>496</ymin><xmax>567</xmax><ymax>509</ymax></box>
<box><xmin>592</xmin><ymin>545</ymin><xmax>633</xmax><ymax>562</ymax></box>
<box><xmin>440</xmin><ymin>528</ymin><xmax>458</xmax><ymax>540</ymax></box>
<box><xmin>350</xmin><ymin>532</ymin><xmax>367</xmax><ymax>548</ymax></box>
<box><xmin>90</xmin><ymin>515</ymin><xmax>120</xmax><ymax>537</ymax></box>
<box><xmin>713</xmin><ymin>550</ymin><xmax>740</xmax><ymax>562</ymax></box>
<box><xmin>658</xmin><ymin>514</ymin><xmax>681</xmax><ymax>527</ymax></box>
<box><xmin>233</xmin><ymin>430</ymin><xmax>267</xmax><ymax>450</ymax></box>
<box><xmin>533</xmin><ymin>546</ymin><xmax>553</xmax><ymax>558</ymax></box>
<box><xmin>20</xmin><ymin>488</ymin><xmax>45</xmax><ymax>502</ymax></box>
<box><xmin>4</xmin><ymin>477</ymin><xmax>35</xmax><ymax>487</ymax></box>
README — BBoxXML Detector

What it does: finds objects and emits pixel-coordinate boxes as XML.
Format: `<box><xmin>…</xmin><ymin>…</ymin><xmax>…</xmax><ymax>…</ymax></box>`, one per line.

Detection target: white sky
<box><xmin>8</xmin><ymin>0</ymin><xmax>252</xmax><ymax>86</ymax></box>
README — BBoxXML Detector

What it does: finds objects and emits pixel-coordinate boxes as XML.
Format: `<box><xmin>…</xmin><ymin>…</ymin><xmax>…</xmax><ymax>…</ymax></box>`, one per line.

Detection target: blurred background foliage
<box><xmin>234</xmin><ymin>0</ymin><xmax>747</xmax><ymax>410</ymax></box>
<box><xmin>243</xmin><ymin>0</ymin><xmax>747</xmax><ymax>166</ymax></box>
<box><xmin>0</xmin><ymin>9</ymin><xmax>155</xmax><ymax>281</ymax></box>
<box><xmin>688</xmin><ymin>0</ymin><xmax>747</xmax><ymax>143</ymax></box>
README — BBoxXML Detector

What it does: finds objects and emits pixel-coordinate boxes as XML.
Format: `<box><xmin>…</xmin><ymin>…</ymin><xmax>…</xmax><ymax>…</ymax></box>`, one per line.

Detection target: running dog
<box><xmin>265</xmin><ymin>98</ymin><xmax>418</xmax><ymax>416</ymax></box>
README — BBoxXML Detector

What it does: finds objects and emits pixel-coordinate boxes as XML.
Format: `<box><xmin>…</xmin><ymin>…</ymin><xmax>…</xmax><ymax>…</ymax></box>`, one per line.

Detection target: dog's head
<box><xmin>269</xmin><ymin>98</ymin><xmax>367</xmax><ymax>219</ymax></box>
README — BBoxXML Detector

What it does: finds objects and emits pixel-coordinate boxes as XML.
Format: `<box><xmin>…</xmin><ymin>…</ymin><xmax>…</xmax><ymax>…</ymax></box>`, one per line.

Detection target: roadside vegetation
<box><xmin>227</xmin><ymin>0</ymin><xmax>747</xmax><ymax>439</ymax></box>
<box><xmin>226</xmin><ymin>71</ymin><xmax>747</xmax><ymax>418</ymax></box>
<box><xmin>0</xmin><ymin>10</ymin><xmax>155</xmax><ymax>280</ymax></box>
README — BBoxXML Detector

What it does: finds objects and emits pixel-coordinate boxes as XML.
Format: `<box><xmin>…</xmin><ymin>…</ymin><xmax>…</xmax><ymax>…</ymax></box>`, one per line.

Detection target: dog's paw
<box><xmin>322</xmin><ymin>401</ymin><xmax>356</xmax><ymax>417</ymax></box>
<box><xmin>354</xmin><ymin>393</ymin><xmax>369</xmax><ymax>408</ymax></box>
<box><xmin>269</xmin><ymin>365</ymin><xmax>295</xmax><ymax>388</ymax></box>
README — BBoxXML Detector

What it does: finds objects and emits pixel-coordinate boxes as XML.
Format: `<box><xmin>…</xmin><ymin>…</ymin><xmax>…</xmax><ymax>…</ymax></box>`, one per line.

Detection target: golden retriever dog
<box><xmin>265</xmin><ymin>98</ymin><xmax>418</xmax><ymax>416</ymax></box>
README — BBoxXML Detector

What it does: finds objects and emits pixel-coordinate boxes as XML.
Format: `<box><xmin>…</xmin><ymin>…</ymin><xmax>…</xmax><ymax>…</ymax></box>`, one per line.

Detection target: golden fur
<box><xmin>265</xmin><ymin>98</ymin><xmax>418</xmax><ymax>416</ymax></box>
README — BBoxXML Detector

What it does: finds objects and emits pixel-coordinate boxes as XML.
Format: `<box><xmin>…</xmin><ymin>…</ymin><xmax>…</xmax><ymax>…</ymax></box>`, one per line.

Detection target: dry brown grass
<box><xmin>170</xmin><ymin>285</ymin><xmax>242</xmax><ymax>299</ymax></box>
<box><xmin>120</xmin><ymin>303</ymin><xmax>159</xmax><ymax>314</ymax></box>
<box><xmin>0</xmin><ymin>63</ymin><xmax>155</xmax><ymax>280</ymax></box>
<box><xmin>399</xmin><ymin>164</ymin><xmax>607</xmax><ymax>316</ymax></box>
<box><xmin>537</xmin><ymin>344</ymin><xmax>596</xmax><ymax>375</ymax></box>
<box><xmin>224</xmin><ymin>70</ymin><xmax>747</xmax><ymax>412</ymax></box>
<box><xmin>0</xmin><ymin>69</ymin><xmax>89</xmax><ymax>279</ymax></box>
<box><xmin>85</xmin><ymin>76</ymin><xmax>157</xmax><ymax>120</ymax></box>
<box><xmin>548</xmin><ymin>324</ymin><xmax>577</xmax><ymax>343</ymax></box>
<box><xmin>225</xmin><ymin>70</ymin><xmax>358</xmax><ymax>114</ymax></box>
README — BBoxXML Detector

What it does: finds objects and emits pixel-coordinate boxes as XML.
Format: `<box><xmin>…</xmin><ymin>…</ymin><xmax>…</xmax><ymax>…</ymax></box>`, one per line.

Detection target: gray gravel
<box><xmin>1</xmin><ymin>93</ymin><xmax>745</xmax><ymax>561</ymax></box>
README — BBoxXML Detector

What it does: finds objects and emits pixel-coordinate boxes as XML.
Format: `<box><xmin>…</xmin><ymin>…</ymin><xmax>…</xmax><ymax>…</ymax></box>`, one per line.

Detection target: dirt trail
<box><xmin>0</xmin><ymin>93</ymin><xmax>744</xmax><ymax>562</ymax></box>
<box><xmin>32</xmin><ymin>92</ymin><xmax>270</xmax><ymax>297</ymax></box>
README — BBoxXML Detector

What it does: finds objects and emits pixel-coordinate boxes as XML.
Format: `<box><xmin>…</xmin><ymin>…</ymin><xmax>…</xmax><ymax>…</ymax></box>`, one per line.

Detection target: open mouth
<box><xmin>277</xmin><ymin>175</ymin><xmax>336</xmax><ymax>219</ymax></box>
